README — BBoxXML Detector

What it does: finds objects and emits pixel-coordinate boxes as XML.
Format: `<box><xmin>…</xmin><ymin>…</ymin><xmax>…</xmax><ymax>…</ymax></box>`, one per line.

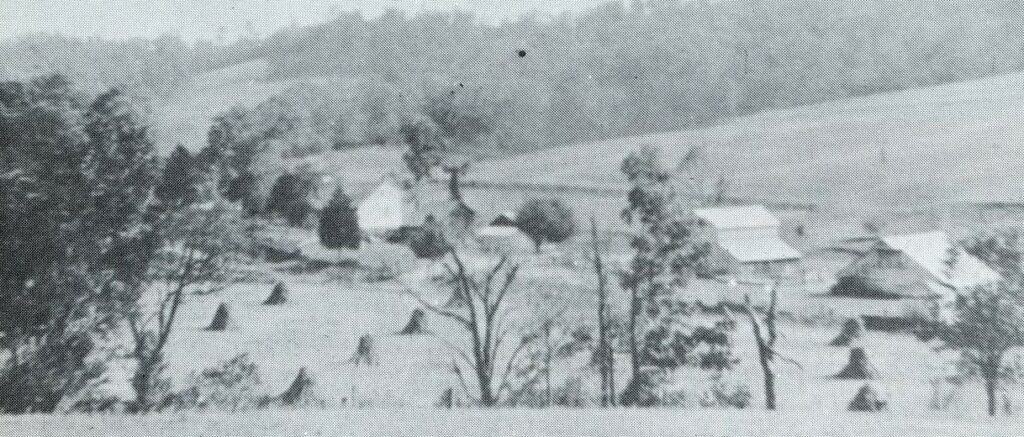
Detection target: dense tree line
<box><xmin>253</xmin><ymin>0</ymin><xmax>1024</xmax><ymax>150</ymax></box>
<box><xmin>5</xmin><ymin>0</ymin><xmax>1024</xmax><ymax>152</ymax></box>
<box><xmin>0</xmin><ymin>33</ymin><xmax>259</xmax><ymax>95</ymax></box>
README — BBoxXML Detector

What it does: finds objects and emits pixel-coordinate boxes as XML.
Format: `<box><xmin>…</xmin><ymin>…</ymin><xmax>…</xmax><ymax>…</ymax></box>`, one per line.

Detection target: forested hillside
<box><xmin>4</xmin><ymin>0</ymin><xmax>1023</xmax><ymax>151</ymax></box>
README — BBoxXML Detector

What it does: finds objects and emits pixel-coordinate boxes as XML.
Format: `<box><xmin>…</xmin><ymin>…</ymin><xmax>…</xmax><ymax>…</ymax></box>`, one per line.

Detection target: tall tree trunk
<box><xmin>629</xmin><ymin>284</ymin><xmax>640</xmax><ymax>379</ymax></box>
<box><xmin>985</xmin><ymin>377</ymin><xmax>997</xmax><ymax>416</ymax></box>
<box><xmin>761</xmin><ymin>352</ymin><xmax>776</xmax><ymax>410</ymax></box>
<box><xmin>591</xmin><ymin>218</ymin><xmax>613</xmax><ymax>407</ymax></box>
<box><xmin>131</xmin><ymin>356</ymin><xmax>158</xmax><ymax>413</ymax></box>
<box><xmin>478</xmin><ymin>374</ymin><xmax>496</xmax><ymax>407</ymax></box>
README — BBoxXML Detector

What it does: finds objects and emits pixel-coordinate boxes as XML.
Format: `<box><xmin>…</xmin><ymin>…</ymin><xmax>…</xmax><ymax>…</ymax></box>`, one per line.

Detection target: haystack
<box><xmin>834</xmin><ymin>347</ymin><xmax>879</xmax><ymax>379</ymax></box>
<box><xmin>349</xmin><ymin>334</ymin><xmax>375</xmax><ymax>365</ymax></box>
<box><xmin>206</xmin><ymin>303</ymin><xmax>230</xmax><ymax>331</ymax></box>
<box><xmin>830</xmin><ymin>317</ymin><xmax>865</xmax><ymax>346</ymax></box>
<box><xmin>263</xmin><ymin>282</ymin><xmax>288</xmax><ymax>305</ymax></box>
<box><xmin>280</xmin><ymin>367</ymin><xmax>313</xmax><ymax>406</ymax></box>
<box><xmin>398</xmin><ymin>308</ymin><xmax>427</xmax><ymax>334</ymax></box>
<box><xmin>436</xmin><ymin>387</ymin><xmax>455</xmax><ymax>408</ymax></box>
<box><xmin>848</xmin><ymin>384</ymin><xmax>886</xmax><ymax>411</ymax></box>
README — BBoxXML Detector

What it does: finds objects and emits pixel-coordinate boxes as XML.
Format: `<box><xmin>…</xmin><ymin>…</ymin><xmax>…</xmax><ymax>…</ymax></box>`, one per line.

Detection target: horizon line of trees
<box><xmin>4</xmin><ymin>0</ymin><xmax>1024</xmax><ymax>154</ymax></box>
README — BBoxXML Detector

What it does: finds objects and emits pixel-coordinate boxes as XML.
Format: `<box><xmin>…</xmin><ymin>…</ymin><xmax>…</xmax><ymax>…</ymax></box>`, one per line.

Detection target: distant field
<box><xmin>471</xmin><ymin>71</ymin><xmax>1024</xmax><ymax>211</ymax></box>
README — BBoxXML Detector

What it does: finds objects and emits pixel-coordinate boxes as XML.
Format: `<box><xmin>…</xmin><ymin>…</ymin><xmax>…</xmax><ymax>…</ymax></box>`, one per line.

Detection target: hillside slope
<box><xmin>472</xmin><ymin>71</ymin><xmax>1024</xmax><ymax>210</ymax></box>
<box><xmin>149</xmin><ymin>59</ymin><xmax>355</xmax><ymax>152</ymax></box>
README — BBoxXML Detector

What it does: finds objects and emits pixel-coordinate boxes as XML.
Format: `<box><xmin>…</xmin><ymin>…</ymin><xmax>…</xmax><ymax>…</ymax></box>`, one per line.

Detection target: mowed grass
<box><xmin>82</xmin><ymin>250</ymin><xmax>1020</xmax><ymax>429</ymax></box>
<box><xmin>471</xmin><ymin>70</ymin><xmax>1024</xmax><ymax>211</ymax></box>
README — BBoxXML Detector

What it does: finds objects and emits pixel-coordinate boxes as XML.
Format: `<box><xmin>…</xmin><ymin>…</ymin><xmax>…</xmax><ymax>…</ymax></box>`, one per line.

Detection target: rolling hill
<box><xmin>148</xmin><ymin>58</ymin><xmax>356</xmax><ymax>152</ymax></box>
<box><xmin>471</xmin><ymin>71</ymin><xmax>1024</xmax><ymax>211</ymax></box>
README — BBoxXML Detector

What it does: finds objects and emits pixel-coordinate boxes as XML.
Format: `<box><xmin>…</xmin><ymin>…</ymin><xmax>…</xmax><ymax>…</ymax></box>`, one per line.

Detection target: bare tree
<box><xmin>590</xmin><ymin>217</ymin><xmax>616</xmax><ymax>406</ymax></box>
<box><xmin>406</xmin><ymin>251</ymin><xmax>532</xmax><ymax>406</ymax></box>
<box><xmin>743</xmin><ymin>281</ymin><xmax>800</xmax><ymax>410</ymax></box>
<box><xmin>126</xmin><ymin>201</ymin><xmax>249</xmax><ymax>412</ymax></box>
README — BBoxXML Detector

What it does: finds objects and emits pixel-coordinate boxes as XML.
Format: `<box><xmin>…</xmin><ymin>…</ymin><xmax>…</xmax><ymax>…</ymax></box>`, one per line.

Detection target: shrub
<box><xmin>515</xmin><ymin>198</ymin><xmax>577</xmax><ymax>253</ymax></box>
<box><xmin>408</xmin><ymin>216</ymin><xmax>451</xmax><ymax>259</ymax></box>
<box><xmin>699</xmin><ymin>380</ymin><xmax>751</xmax><ymax>409</ymax></box>
<box><xmin>166</xmin><ymin>354</ymin><xmax>264</xmax><ymax>412</ymax></box>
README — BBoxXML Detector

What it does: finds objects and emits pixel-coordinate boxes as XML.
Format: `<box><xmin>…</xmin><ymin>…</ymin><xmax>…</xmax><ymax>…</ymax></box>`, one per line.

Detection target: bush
<box><xmin>516</xmin><ymin>198</ymin><xmax>577</xmax><ymax>253</ymax></box>
<box><xmin>0</xmin><ymin>333</ymin><xmax>104</xmax><ymax>414</ymax></box>
<box><xmin>166</xmin><ymin>354</ymin><xmax>264</xmax><ymax>412</ymax></box>
<box><xmin>699</xmin><ymin>380</ymin><xmax>751</xmax><ymax>409</ymax></box>
<box><xmin>408</xmin><ymin>216</ymin><xmax>451</xmax><ymax>259</ymax></box>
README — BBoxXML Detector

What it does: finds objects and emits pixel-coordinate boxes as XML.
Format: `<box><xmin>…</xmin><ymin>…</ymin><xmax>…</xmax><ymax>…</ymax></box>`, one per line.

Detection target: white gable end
<box><xmin>358</xmin><ymin>180</ymin><xmax>411</xmax><ymax>232</ymax></box>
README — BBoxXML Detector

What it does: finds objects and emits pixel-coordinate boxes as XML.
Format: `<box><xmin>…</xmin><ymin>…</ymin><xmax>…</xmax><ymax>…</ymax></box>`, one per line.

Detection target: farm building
<box><xmin>355</xmin><ymin>177</ymin><xmax>419</xmax><ymax>234</ymax></box>
<box><xmin>476</xmin><ymin>212</ymin><xmax>533</xmax><ymax>254</ymax></box>
<box><xmin>693</xmin><ymin>205</ymin><xmax>802</xmax><ymax>281</ymax></box>
<box><xmin>832</xmin><ymin>230</ymin><xmax>1001</xmax><ymax>300</ymax></box>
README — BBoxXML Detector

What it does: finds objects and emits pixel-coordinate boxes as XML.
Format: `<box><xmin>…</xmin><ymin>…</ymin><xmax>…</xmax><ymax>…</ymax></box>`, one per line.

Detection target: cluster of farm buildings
<box><xmin>260</xmin><ymin>176</ymin><xmax>1003</xmax><ymax>324</ymax></box>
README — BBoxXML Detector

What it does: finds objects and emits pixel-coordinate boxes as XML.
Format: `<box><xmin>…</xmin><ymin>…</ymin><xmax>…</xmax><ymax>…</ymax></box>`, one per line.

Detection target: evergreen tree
<box><xmin>155</xmin><ymin>145</ymin><xmax>203</xmax><ymax>208</ymax></box>
<box><xmin>319</xmin><ymin>187</ymin><xmax>360</xmax><ymax>249</ymax></box>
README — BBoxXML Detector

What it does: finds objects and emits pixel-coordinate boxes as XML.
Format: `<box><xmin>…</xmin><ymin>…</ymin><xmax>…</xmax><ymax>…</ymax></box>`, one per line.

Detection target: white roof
<box><xmin>880</xmin><ymin>231</ymin><xmax>1001</xmax><ymax>289</ymax></box>
<box><xmin>717</xmin><ymin>233</ymin><xmax>802</xmax><ymax>263</ymax></box>
<box><xmin>694</xmin><ymin>205</ymin><xmax>780</xmax><ymax>229</ymax></box>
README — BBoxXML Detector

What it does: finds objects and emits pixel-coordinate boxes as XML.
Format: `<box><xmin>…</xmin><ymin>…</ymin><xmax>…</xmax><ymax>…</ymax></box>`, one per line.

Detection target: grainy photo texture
<box><xmin>2</xmin><ymin>0</ymin><xmax>1024</xmax><ymax>435</ymax></box>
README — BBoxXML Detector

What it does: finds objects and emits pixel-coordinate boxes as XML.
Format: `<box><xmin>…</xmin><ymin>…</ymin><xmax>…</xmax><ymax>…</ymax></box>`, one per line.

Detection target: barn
<box><xmin>832</xmin><ymin>230</ymin><xmax>1001</xmax><ymax>300</ymax></box>
<box><xmin>693</xmin><ymin>205</ymin><xmax>802</xmax><ymax>281</ymax></box>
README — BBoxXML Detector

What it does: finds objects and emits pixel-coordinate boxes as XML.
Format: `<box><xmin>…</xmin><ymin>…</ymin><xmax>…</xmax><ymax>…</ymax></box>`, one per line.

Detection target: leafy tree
<box><xmin>515</xmin><ymin>198</ymin><xmax>577</xmax><ymax>253</ymax></box>
<box><xmin>319</xmin><ymin>187</ymin><xmax>360</xmax><ymax>249</ymax></box>
<box><xmin>0</xmin><ymin>76</ymin><xmax>159</xmax><ymax>413</ymax></box>
<box><xmin>265</xmin><ymin>169</ymin><xmax>320</xmax><ymax>227</ymax></box>
<box><xmin>924</xmin><ymin>283</ymin><xmax>1024</xmax><ymax>416</ymax></box>
<box><xmin>399</xmin><ymin>118</ymin><xmax>442</xmax><ymax>182</ymax></box>
<box><xmin>618</xmin><ymin>145</ymin><xmax>721</xmax><ymax>389</ymax></box>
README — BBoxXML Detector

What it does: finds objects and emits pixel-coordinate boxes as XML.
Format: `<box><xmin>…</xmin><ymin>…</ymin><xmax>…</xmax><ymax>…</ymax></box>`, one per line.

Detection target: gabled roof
<box><xmin>693</xmin><ymin>205</ymin><xmax>799</xmax><ymax>262</ymax></box>
<box><xmin>879</xmin><ymin>231</ymin><xmax>1001</xmax><ymax>289</ymax></box>
<box><xmin>352</xmin><ymin>174</ymin><xmax>407</xmax><ymax>205</ymax></box>
<box><xmin>489</xmin><ymin>212</ymin><xmax>517</xmax><ymax>227</ymax></box>
<box><xmin>694</xmin><ymin>205</ymin><xmax>780</xmax><ymax>229</ymax></box>
<box><xmin>717</xmin><ymin>232</ymin><xmax>802</xmax><ymax>263</ymax></box>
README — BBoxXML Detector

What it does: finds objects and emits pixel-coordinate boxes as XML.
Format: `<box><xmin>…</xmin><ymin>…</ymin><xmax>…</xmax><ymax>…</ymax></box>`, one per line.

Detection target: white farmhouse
<box><xmin>355</xmin><ymin>177</ymin><xmax>417</xmax><ymax>234</ymax></box>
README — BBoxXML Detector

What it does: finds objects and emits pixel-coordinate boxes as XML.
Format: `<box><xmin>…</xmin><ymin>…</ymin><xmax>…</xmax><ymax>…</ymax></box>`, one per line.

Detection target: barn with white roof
<box><xmin>693</xmin><ymin>204</ymin><xmax>802</xmax><ymax>281</ymax></box>
<box><xmin>833</xmin><ymin>230</ymin><xmax>1000</xmax><ymax>300</ymax></box>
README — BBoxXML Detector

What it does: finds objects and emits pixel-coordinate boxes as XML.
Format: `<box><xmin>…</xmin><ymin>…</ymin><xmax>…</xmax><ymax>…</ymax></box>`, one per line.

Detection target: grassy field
<box><xmin>471</xmin><ymin>70</ymin><xmax>1024</xmax><ymax>211</ymax></box>
<box><xmin>67</xmin><ymin>249</ymin><xmax>1021</xmax><ymax>428</ymax></box>
<box><xmin>148</xmin><ymin>59</ymin><xmax>356</xmax><ymax>152</ymax></box>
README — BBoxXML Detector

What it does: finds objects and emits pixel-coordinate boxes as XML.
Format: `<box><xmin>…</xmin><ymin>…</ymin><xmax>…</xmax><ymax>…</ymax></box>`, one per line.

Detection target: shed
<box><xmin>694</xmin><ymin>205</ymin><xmax>802</xmax><ymax>280</ymax></box>
<box><xmin>489</xmin><ymin>212</ymin><xmax>518</xmax><ymax>227</ymax></box>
